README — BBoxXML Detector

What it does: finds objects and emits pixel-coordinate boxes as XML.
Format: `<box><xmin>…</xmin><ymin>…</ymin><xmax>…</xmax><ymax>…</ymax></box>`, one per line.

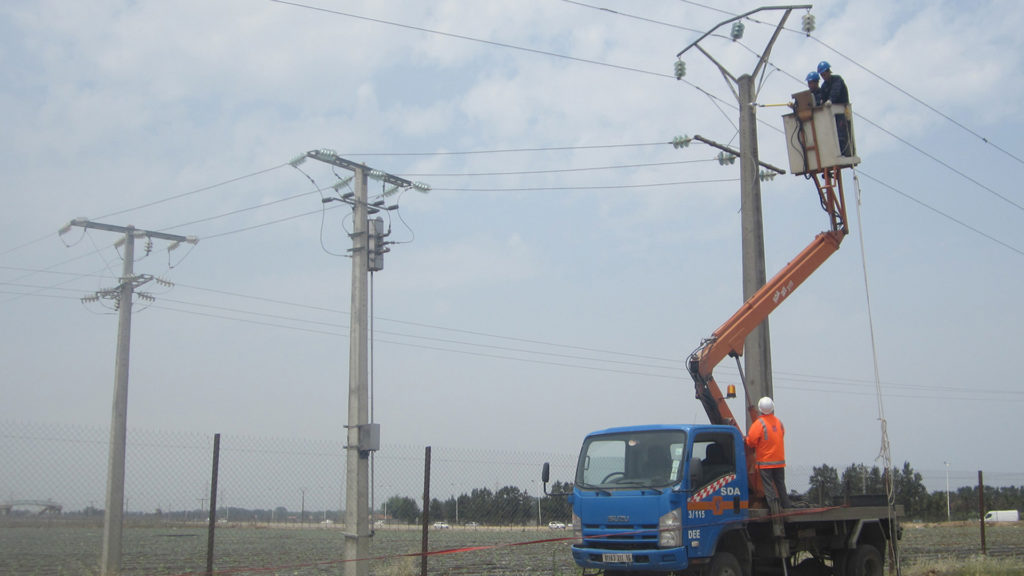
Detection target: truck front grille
<box><xmin>582</xmin><ymin>523</ymin><xmax>660</xmax><ymax>550</ymax></box>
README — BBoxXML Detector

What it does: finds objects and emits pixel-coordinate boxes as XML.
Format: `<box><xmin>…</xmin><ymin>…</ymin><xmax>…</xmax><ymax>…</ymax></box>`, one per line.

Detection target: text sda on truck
<box><xmin>542</xmin><ymin>91</ymin><xmax>901</xmax><ymax>575</ymax></box>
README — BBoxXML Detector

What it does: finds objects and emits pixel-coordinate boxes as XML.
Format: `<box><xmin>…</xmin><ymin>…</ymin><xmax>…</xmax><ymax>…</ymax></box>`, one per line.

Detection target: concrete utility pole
<box><xmin>60</xmin><ymin>219</ymin><xmax>196</xmax><ymax>576</ymax></box>
<box><xmin>302</xmin><ymin>149</ymin><xmax>426</xmax><ymax>576</ymax></box>
<box><xmin>676</xmin><ymin>5</ymin><xmax>810</xmax><ymax>429</ymax></box>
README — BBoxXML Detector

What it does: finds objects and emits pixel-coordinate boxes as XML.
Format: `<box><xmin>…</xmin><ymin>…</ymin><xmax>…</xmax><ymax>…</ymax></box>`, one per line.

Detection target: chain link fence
<box><xmin>0</xmin><ymin>420</ymin><xmax>580</xmax><ymax>575</ymax></box>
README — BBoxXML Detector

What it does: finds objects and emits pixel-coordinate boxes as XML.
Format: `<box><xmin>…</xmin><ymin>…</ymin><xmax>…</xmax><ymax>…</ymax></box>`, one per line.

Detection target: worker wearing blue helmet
<box><xmin>817</xmin><ymin>61</ymin><xmax>849</xmax><ymax>105</ymax></box>
<box><xmin>817</xmin><ymin>61</ymin><xmax>852</xmax><ymax>155</ymax></box>
<box><xmin>805</xmin><ymin>70</ymin><xmax>823</xmax><ymax>105</ymax></box>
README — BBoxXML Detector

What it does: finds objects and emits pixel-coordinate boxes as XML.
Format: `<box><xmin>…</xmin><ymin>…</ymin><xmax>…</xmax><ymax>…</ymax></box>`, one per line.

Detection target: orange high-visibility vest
<box><xmin>745</xmin><ymin>413</ymin><xmax>786</xmax><ymax>469</ymax></box>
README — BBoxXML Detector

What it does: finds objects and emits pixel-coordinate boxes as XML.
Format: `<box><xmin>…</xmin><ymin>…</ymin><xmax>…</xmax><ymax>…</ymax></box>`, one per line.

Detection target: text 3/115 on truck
<box><xmin>542</xmin><ymin>94</ymin><xmax>901</xmax><ymax>576</ymax></box>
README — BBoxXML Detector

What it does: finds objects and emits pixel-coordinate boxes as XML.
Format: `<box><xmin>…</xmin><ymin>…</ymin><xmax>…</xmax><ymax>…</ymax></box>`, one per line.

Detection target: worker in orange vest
<box><xmin>746</xmin><ymin>397</ymin><xmax>792</xmax><ymax>510</ymax></box>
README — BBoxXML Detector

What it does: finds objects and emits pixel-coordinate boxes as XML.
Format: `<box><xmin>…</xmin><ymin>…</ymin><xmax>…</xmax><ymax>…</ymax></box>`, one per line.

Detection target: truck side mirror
<box><xmin>542</xmin><ymin>462</ymin><xmax>550</xmax><ymax>484</ymax></box>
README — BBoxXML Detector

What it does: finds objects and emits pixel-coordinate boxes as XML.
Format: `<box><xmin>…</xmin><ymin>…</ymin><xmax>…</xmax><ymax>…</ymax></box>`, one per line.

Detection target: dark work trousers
<box><xmin>760</xmin><ymin>467</ymin><xmax>792</xmax><ymax>510</ymax></box>
<box><xmin>835</xmin><ymin>114</ymin><xmax>851</xmax><ymax>156</ymax></box>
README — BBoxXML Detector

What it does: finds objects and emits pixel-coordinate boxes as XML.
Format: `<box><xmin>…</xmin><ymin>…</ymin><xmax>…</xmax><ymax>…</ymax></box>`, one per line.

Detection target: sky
<box><xmin>2</xmin><ymin>0</ymin><xmax>1024</xmax><ymax>499</ymax></box>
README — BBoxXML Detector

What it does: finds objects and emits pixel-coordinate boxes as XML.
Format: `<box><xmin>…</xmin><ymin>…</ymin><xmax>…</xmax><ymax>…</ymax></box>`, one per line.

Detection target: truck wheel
<box><xmin>707</xmin><ymin>551</ymin><xmax>742</xmax><ymax>576</ymax></box>
<box><xmin>845</xmin><ymin>544</ymin><xmax>882</xmax><ymax>576</ymax></box>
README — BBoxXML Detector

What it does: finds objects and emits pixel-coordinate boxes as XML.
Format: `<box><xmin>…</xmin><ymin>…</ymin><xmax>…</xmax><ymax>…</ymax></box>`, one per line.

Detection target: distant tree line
<box><xmin>384</xmin><ymin>481</ymin><xmax>574</xmax><ymax>526</ymax></box>
<box><xmin>46</xmin><ymin>463</ymin><xmax>1018</xmax><ymax>526</ymax></box>
<box><xmin>805</xmin><ymin>461</ymin><xmax>1023</xmax><ymax>522</ymax></box>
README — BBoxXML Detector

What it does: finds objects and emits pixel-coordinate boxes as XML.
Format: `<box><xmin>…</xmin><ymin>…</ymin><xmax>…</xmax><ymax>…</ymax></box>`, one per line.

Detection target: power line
<box><xmin>267</xmin><ymin>0</ymin><xmax>759</xmax><ymax>131</ymax></box>
<box><xmin>395</xmin><ymin>159</ymin><xmax>715</xmax><ymax>177</ymax></box>
<box><xmin>174</xmin><ymin>283</ymin><xmax>679</xmax><ymax>364</ymax></box>
<box><xmin>156</xmin><ymin>298</ymin><xmax>680</xmax><ymax>373</ymax></box>
<box><xmin>146</xmin><ymin>299</ymin><xmax>1024</xmax><ymax>403</ymax></box>
<box><xmin>677</xmin><ymin>0</ymin><xmax>734</xmax><ymax>18</ymax></box>
<box><xmin>201</xmin><ymin>207</ymin><xmax>328</xmax><ymax>241</ymax></box>
<box><xmin>5</xmin><ymin>269</ymin><xmax>1022</xmax><ymax>402</ymax></box>
<box><xmin>430</xmin><ymin>178</ymin><xmax>738</xmax><ymax>193</ymax></box>
<box><xmin>269</xmin><ymin>0</ymin><xmax>668</xmax><ymax>79</ymax></box>
<box><xmin>853</xmin><ymin>116</ymin><xmax>1024</xmax><ymax>214</ymax></box>
<box><xmin>96</xmin><ymin>163</ymin><xmax>290</xmax><ymax>220</ymax></box>
<box><xmin>157</xmin><ymin>188</ymin><xmax>324</xmax><ymax>233</ymax></box>
<box><xmin>857</xmin><ymin>170</ymin><xmax>1024</xmax><ymax>258</ymax></box>
<box><xmin>805</xmin><ymin>35</ymin><xmax>1024</xmax><ymax>167</ymax></box>
<box><xmin>338</xmin><ymin>142</ymin><xmax>670</xmax><ymax>156</ymax></box>
<box><xmin>559</xmin><ymin>1</ymin><xmax>1024</xmax><ymax>210</ymax></box>
<box><xmin>676</xmin><ymin>0</ymin><xmax>1024</xmax><ymax>166</ymax></box>
<box><xmin>562</xmin><ymin>0</ymin><xmax>705</xmax><ymax>34</ymax></box>
<box><xmin>287</xmin><ymin>0</ymin><xmax>1014</xmax><ymax>220</ymax></box>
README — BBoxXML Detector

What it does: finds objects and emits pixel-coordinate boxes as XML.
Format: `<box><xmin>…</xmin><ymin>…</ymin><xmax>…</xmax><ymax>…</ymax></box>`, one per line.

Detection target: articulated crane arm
<box><xmin>688</xmin><ymin>167</ymin><xmax>850</xmax><ymax>429</ymax></box>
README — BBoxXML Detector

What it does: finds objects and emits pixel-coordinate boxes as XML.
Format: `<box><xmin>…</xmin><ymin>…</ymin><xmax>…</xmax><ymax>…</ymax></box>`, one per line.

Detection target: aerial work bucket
<box><xmin>782</xmin><ymin>90</ymin><xmax>860</xmax><ymax>175</ymax></box>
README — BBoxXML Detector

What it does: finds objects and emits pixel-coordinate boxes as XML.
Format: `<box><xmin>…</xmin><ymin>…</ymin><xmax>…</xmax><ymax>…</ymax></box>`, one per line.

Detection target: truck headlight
<box><xmin>572</xmin><ymin>511</ymin><xmax>582</xmax><ymax>544</ymax></box>
<box><xmin>659</xmin><ymin>508</ymin><xmax>682</xmax><ymax>548</ymax></box>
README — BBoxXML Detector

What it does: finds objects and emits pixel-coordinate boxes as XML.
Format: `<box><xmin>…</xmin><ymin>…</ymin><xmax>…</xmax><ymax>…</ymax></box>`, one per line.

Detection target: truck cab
<box><xmin>565</xmin><ymin>424</ymin><xmax>751</xmax><ymax>574</ymax></box>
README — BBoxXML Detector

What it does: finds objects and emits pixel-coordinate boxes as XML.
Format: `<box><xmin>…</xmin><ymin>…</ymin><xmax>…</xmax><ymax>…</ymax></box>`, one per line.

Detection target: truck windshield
<box><xmin>576</xmin><ymin>429</ymin><xmax>686</xmax><ymax>490</ymax></box>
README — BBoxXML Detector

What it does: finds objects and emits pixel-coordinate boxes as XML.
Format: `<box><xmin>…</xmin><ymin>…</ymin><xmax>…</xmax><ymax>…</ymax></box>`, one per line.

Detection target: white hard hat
<box><xmin>757</xmin><ymin>397</ymin><xmax>775</xmax><ymax>415</ymax></box>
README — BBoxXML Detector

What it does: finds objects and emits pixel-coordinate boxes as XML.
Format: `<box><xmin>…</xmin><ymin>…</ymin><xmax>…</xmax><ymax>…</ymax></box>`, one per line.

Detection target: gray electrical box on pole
<box><xmin>60</xmin><ymin>219</ymin><xmax>196</xmax><ymax>576</ymax></box>
<box><xmin>368</xmin><ymin>217</ymin><xmax>386</xmax><ymax>272</ymax></box>
<box><xmin>676</xmin><ymin>4</ymin><xmax>810</xmax><ymax>429</ymax></box>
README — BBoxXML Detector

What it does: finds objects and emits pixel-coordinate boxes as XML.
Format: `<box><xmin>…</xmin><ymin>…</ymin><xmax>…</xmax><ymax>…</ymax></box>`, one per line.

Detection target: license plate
<box><xmin>603</xmin><ymin>553</ymin><xmax>633</xmax><ymax>563</ymax></box>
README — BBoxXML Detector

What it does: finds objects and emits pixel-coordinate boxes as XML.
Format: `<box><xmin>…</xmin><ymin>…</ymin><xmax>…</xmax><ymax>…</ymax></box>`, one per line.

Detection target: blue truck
<box><xmin>543</xmin><ymin>424</ymin><xmax>899</xmax><ymax>576</ymax></box>
<box><xmin>541</xmin><ymin>91</ymin><xmax>900</xmax><ymax>575</ymax></box>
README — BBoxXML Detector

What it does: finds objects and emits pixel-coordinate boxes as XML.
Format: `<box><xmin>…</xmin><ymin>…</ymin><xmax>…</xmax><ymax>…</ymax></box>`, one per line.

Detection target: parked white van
<box><xmin>983</xmin><ymin>510</ymin><xmax>1019</xmax><ymax>523</ymax></box>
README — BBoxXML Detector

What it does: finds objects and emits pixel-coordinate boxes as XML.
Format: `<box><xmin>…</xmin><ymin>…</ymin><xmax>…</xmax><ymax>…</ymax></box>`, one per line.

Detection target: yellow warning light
<box><xmin>726</xmin><ymin>385</ymin><xmax>737</xmax><ymax>399</ymax></box>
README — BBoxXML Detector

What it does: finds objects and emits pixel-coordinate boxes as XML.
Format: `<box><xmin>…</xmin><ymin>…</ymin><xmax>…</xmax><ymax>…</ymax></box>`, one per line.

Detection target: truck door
<box><xmin>686</xmin><ymin>432</ymin><xmax>748</xmax><ymax>556</ymax></box>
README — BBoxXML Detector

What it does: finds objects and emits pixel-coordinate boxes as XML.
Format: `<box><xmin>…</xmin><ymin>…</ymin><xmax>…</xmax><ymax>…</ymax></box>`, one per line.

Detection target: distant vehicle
<box><xmin>548</xmin><ymin>521</ymin><xmax>566</xmax><ymax>529</ymax></box>
<box><xmin>465</xmin><ymin>521</ymin><xmax>480</xmax><ymax>528</ymax></box>
<box><xmin>984</xmin><ymin>510</ymin><xmax>1019</xmax><ymax>523</ymax></box>
<box><xmin>432</xmin><ymin>522</ymin><xmax>450</xmax><ymax>529</ymax></box>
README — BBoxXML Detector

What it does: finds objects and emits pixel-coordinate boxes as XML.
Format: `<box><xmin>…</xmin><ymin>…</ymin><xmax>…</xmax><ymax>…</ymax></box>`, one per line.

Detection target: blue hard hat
<box><xmin>817</xmin><ymin>60</ymin><xmax>831</xmax><ymax>74</ymax></box>
<box><xmin>806</xmin><ymin>71</ymin><xmax>820</xmax><ymax>82</ymax></box>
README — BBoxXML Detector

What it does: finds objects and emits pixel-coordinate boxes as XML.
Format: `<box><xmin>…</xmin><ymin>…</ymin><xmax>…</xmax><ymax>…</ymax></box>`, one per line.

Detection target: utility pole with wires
<box><xmin>297</xmin><ymin>149</ymin><xmax>428</xmax><ymax>576</ymax></box>
<box><xmin>58</xmin><ymin>218</ymin><xmax>197</xmax><ymax>576</ymax></box>
<box><xmin>675</xmin><ymin>4</ymin><xmax>811</xmax><ymax>431</ymax></box>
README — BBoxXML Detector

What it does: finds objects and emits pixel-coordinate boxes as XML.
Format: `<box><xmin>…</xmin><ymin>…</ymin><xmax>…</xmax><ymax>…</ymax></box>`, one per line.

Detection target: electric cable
<box><xmin>679</xmin><ymin>0</ymin><xmax>1024</xmax><ymax>167</ymax></box>
<box><xmin>96</xmin><ymin>163</ymin><xmax>290</xmax><ymax>221</ymax></box>
<box><xmin>851</xmin><ymin>167</ymin><xmax>902</xmax><ymax>572</ymax></box>
<box><xmin>5</xmin><ymin>267</ymin><xmax>1024</xmax><ymax>403</ymax></box>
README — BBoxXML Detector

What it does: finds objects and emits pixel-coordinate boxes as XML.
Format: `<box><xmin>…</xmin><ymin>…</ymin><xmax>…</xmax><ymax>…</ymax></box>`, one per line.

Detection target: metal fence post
<box><xmin>978</xmin><ymin>470</ymin><xmax>986</xmax><ymax>555</ymax></box>
<box><xmin>206</xmin><ymin>433</ymin><xmax>221</xmax><ymax>575</ymax></box>
<box><xmin>421</xmin><ymin>446</ymin><xmax>431</xmax><ymax>576</ymax></box>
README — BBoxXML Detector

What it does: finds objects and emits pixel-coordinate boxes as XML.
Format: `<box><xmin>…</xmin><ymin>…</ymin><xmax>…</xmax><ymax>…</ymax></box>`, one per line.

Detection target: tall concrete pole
<box><xmin>738</xmin><ymin>74</ymin><xmax>773</xmax><ymax>428</ymax></box>
<box><xmin>100</xmin><ymin>228</ymin><xmax>135</xmax><ymax>576</ymax></box>
<box><xmin>61</xmin><ymin>219</ymin><xmax>195</xmax><ymax>576</ymax></box>
<box><xmin>345</xmin><ymin>167</ymin><xmax>371</xmax><ymax>576</ymax></box>
<box><xmin>676</xmin><ymin>6</ymin><xmax>805</xmax><ymax>429</ymax></box>
<box><xmin>300</xmin><ymin>150</ymin><xmax>419</xmax><ymax>576</ymax></box>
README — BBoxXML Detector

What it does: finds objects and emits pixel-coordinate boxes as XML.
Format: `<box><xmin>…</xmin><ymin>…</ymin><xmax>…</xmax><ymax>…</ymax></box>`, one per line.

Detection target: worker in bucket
<box><xmin>817</xmin><ymin>61</ymin><xmax>852</xmax><ymax>155</ymax></box>
<box><xmin>746</xmin><ymin>397</ymin><xmax>793</xmax><ymax>510</ymax></box>
<box><xmin>805</xmin><ymin>70</ymin><xmax>823</xmax><ymax>105</ymax></box>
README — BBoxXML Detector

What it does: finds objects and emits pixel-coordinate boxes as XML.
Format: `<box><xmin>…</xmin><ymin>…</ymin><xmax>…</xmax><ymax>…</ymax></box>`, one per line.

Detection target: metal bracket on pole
<box><xmin>693</xmin><ymin>135</ymin><xmax>787</xmax><ymax>175</ymax></box>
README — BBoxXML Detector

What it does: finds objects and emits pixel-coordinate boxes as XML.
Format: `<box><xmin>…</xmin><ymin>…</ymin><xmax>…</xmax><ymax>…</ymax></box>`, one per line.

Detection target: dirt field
<box><xmin>1</xmin><ymin>519</ymin><xmax>1021</xmax><ymax>575</ymax></box>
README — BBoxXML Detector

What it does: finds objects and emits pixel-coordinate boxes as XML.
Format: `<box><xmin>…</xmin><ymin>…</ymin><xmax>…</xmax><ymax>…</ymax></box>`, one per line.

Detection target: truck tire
<box><xmin>845</xmin><ymin>544</ymin><xmax>882</xmax><ymax>576</ymax></box>
<box><xmin>707</xmin><ymin>551</ymin><xmax>743</xmax><ymax>576</ymax></box>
